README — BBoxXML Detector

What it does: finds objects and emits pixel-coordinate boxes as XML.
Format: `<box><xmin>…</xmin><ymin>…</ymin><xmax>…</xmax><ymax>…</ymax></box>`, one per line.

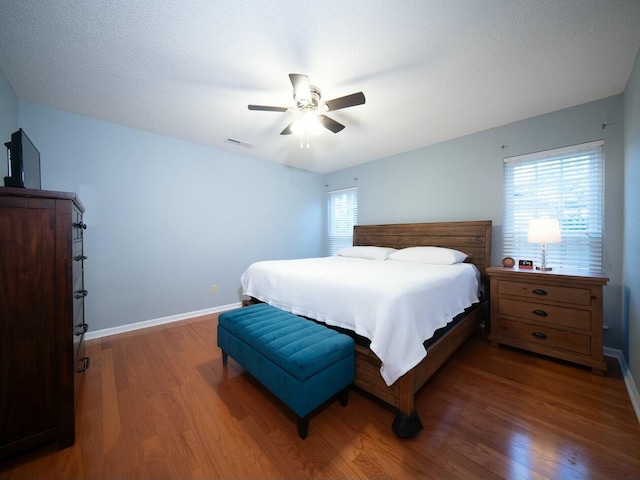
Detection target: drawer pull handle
<box><xmin>532</xmin><ymin>332</ymin><xmax>548</xmax><ymax>340</ymax></box>
<box><xmin>73</xmin><ymin>255</ymin><xmax>88</xmax><ymax>261</ymax></box>
<box><xmin>532</xmin><ymin>289</ymin><xmax>548</xmax><ymax>296</ymax></box>
<box><xmin>532</xmin><ymin>309</ymin><xmax>548</xmax><ymax>317</ymax></box>
<box><xmin>75</xmin><ymin>289</ymin><xmax>88</xmax><ymax>299</ymax></box>
<box><xmin>73</xmin><ymin>222</ymin><xmax>87</xmax><ymax>230</ymax></box>
<box><xmin>77</xmin><ymin>356</ymin><xmax>90</xmax><ymax>373</ymax></box>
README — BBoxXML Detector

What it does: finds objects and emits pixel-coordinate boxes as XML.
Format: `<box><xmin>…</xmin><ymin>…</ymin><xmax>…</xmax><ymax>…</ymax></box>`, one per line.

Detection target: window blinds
<box><xmin>503</xmin><ymin>140</ymin><xmax>604</xmax><ymax>272</ymax></box>
<box><xmin>327</xmin><ymin>187</ymin><xmax>358</xmax><ymax>256</ymax></box>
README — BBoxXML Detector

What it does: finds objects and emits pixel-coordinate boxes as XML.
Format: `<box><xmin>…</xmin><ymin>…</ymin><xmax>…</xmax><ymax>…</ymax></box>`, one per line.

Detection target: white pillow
<box><xmin>335</xmin><ymin>246</ymin><xmax>397</xmax><ymax>261</ymax></box>
<box><xmin>388</xmin><ymin>246</ymin><xmax>468</xmax><ymax>265</ymax></box>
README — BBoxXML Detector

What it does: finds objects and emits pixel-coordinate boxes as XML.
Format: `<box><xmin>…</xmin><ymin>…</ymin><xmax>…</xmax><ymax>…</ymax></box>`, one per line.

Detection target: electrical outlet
<box><xmin>210</xmin><ymin>285</ymin><xmax>218</xmax><ymax>295</ymax></box>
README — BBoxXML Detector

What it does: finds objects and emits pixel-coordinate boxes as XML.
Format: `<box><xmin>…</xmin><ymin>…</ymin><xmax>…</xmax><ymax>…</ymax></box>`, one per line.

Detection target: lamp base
<box><xmin>536</xmin><ymin>266</ymin><xmax>553</xmax><ymax>271</ymax></box>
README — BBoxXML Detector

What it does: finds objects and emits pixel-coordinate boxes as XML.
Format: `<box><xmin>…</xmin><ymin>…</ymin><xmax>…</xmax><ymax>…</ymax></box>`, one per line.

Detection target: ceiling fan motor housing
<box><xmin>295</xmin><ymin>85</ymin><xmax>321</xmax><ymax>110</ymax></box>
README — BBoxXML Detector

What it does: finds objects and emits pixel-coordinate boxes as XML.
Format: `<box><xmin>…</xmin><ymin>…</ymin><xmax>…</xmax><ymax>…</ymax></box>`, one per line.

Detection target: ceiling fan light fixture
<box><xmin>248</xmin><ymin>73</ymin><xmax>365</xmax><ymax>140</ymax></box>
<box><xmin>306</xmin><ymin>113</ymin><xmax>323</xmax><ymax>135</ymax></box>
<box><xmin>291</xmin><ymin>118</ymin><xmax>304</xmax><ymax>135</ymax></box>
<box><xmin>292</xmin><ymin>111</ymin><xmax>322</xmax><ymax>136</ymax></box>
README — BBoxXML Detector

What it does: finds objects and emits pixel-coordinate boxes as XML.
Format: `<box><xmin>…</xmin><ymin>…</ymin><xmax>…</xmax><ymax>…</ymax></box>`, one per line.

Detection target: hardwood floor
<box><xmin>2</xmin><ymin>313</ymin><xmax>640</xmax><ymax>479</ymax></box>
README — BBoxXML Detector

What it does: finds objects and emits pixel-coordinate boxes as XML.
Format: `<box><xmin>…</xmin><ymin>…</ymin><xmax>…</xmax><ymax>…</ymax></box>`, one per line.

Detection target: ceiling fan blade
<box><xmin>324</xmin><ymin>92</ymin><xmax>366</xmax><ymax>111</ymax></box>
<box><xmin>248</xmin><ymin>105</ymin><xmax>289</xmax><ymax>112</ymax></box>
<box><xmin>318</xmin><ymin>115</ymin><xmax>345</xmax><ymax>133</ymax></box>
<box><xmin>289</xmin><ymin>73</ymin><xmax>310</xmax><ymax>101</ymax></box>
<box><xmin>280</xmin><ymin>121</ymin><xmax>295</xmax><ymax>135</ymax></box>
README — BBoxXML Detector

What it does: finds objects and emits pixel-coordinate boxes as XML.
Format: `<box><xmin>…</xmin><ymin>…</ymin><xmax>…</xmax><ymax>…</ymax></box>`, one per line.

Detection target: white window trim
<box><xmin>502</xmin><ymin>140</ymin><xmax>604</xmax><ymax>272</ymax></box>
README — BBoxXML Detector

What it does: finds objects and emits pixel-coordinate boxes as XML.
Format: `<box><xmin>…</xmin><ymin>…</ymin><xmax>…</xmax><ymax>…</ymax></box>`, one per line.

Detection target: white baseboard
<box><xmin>604</xmin><ymin>347</ymin><xmax>640</xmax><ymax>423</ymax></box>
<box><xmin>84</xmin><ymin>302</ymin><xmax>242</xmax><ymax>341</ymax></box>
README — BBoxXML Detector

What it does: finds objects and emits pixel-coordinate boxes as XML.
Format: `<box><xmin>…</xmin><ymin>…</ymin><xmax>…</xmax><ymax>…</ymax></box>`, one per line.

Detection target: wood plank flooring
<box><xmin>2</xmin><ymin>313</ymin><xmax>640</xmax><ymax>479</ymax></box>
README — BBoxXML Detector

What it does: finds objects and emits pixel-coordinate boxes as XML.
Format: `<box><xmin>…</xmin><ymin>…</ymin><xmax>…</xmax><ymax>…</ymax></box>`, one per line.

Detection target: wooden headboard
<box><xmin>353</xmin><ymin>220</ymin><xmax>492</xmax><ymax>284</ymax></box>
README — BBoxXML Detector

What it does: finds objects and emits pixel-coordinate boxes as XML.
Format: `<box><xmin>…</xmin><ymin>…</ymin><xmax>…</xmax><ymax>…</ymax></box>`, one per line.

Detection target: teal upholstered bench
<box><xmin>217</xmin><ymin>303</ymin><xmax>355</xmax><ymax>439</ymax></box>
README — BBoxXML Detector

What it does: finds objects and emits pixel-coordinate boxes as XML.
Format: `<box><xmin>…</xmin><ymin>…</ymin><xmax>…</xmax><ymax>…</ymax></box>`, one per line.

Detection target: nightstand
<box><xmin>486</xmin><ymin>266</ymin><xmax>609</xmax><ymax>375</ymax></box>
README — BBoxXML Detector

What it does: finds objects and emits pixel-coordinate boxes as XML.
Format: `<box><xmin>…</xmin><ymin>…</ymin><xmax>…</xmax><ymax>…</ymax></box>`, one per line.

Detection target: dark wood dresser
<box><xmin>0</xmin><ymin>187</ymin><xmax>89</xmax><ymax>458</ymax></box>
<box><xmin>486</xmin><ymin>266</ymin><xmax>608</xmax><ymax>375</ymax></box>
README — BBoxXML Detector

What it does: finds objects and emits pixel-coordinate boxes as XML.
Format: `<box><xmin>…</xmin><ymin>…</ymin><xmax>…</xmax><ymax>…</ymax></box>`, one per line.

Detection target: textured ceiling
<box><xmin>1</xmin><ymin>1</ymin><xmax>639</xmax><ymax>173</ymax></box>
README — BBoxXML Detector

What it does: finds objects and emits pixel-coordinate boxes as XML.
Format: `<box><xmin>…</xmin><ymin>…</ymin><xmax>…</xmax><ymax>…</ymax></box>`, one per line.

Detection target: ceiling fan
<box><xmin>248</xmin><ymin>74</ymin><xmax>365</xmax><ymax>137</ymax></box>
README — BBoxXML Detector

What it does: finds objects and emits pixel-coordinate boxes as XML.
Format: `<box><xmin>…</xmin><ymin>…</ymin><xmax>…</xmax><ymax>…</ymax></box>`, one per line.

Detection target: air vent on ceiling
<box><xmin>225</xmin><ymin>137</ymin><xmax>254</xmax><ymax>149</ymax></box>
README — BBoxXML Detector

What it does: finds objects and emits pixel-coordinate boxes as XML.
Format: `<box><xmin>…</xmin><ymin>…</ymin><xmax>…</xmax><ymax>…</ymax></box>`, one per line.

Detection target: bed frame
<box><xmin>351</xmin><ymin>220</ymin><xmax>492</xmax><ymax>437</ymax></box>
<box><xmin>244</xmin><ymin>220</ymin><xmax>492</xmax><ymax>437</ymax></box>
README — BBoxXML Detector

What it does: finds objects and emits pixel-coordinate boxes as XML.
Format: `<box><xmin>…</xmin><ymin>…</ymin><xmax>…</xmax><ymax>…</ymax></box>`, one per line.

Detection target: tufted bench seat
<box><xmin>217</xmin><ymin>303</ymin><xmax>355</xmax><ymax>439</ymax></box>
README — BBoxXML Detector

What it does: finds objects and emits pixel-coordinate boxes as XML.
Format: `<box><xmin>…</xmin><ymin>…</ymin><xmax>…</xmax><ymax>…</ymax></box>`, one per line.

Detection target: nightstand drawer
<box><xmin>496</xmin><ymin>318</ymin><xmax>591</xmax><ymax>355</ymax></box>
<box><xmin>498</xmin><ymin>280</ymin><xmax>591</xmax><ymax>306</ymax></box>
<box><xmin>498</xmin><ymin>298</ymin><xmax>591</xmax><ymax>330</ymax></box>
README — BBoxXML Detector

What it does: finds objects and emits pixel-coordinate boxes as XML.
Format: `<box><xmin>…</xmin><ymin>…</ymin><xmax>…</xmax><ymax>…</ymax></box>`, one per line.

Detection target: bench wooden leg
<box><xmin>297</xmin><ymin>416</ymin><xmax>309</xmax><ymax>440</ymax></box>
<box><xmin>339</xmin><ymin>387</ymin><xmax>350</xmax><ymax>407</ymax></box>
<box><xmin>221</xmin><ymin>351</ymin><xmax>228</xmax><ymax>366</ymax></box>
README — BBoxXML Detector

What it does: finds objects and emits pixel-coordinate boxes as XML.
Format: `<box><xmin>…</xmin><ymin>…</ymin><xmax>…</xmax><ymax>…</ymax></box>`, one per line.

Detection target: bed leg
<box><xmin>392</xmin><ymin>410</ymin><xmax>423</xmax><ymax>439</ymax></box>
<box><xmin>221</xmin><ymin>351</ymin><xmax>228</xmax><ymax>366</ymax></box>
<box><xmin>394</xmin><ymin>374</ymin><xmax>422</xmax><ymax>437</ymax></box>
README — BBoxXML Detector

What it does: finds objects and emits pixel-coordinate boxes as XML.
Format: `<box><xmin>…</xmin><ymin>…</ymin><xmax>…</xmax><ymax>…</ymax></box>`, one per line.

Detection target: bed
<box><xmin>241</xmin><ymin>220</ymin><xmax>492</xmax><ymax>437</ymax></box>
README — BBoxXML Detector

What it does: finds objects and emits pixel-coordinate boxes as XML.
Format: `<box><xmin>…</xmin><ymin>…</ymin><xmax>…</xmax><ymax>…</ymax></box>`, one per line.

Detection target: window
<box><xmin>503</xmin><ymin>140</ymin><xmax>604</xmax><ymax>272</ymax></box>
<box><xmin>327</xmin><ymin>187</ymin><xmax>357</xmax><ymax>255</ymax></box>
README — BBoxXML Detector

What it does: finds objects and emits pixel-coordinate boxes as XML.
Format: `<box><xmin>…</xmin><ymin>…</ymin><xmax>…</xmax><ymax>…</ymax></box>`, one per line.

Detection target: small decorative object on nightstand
<box><xmin>518</xmin><ymin>259</ymin><xmax>534</xmax><ymax>269</ymax></box>
<box><xmin>502</xmin><ymin>257</ymin><xmax>515</xmax><ymax>268</ymax></box>
<box><xmin>486</xmin><ymin>266</ymin><xmax>608</xmax><ymax>375</ymax></box>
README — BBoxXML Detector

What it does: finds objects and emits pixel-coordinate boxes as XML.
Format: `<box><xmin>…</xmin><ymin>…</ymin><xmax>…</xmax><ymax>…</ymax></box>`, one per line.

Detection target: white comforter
<box><xmin>240</xmin><ymin>257</ymin><xmax>480</xmax><ymax>386</ymax></box>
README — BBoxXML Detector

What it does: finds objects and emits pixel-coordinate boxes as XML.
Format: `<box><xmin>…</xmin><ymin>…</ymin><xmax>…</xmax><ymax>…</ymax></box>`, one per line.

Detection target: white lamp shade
<box><xmin>527</xmin><ymin>218</ymin><xmax>561</xmax><ymax>244</ymax></box>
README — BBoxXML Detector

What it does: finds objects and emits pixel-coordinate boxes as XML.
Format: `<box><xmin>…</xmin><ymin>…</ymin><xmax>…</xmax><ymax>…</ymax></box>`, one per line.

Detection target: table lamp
<box><xmin>527</xmin><ymin>218</ymin><xmax>561</xmax><ymax>271</ymax></box>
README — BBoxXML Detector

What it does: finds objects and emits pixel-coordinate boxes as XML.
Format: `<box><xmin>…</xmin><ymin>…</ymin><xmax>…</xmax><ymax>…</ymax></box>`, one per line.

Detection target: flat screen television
<box><xmin>4</xmin><ymin>128</ymin><xmax>41</xmax><ymax>189</ymax></box>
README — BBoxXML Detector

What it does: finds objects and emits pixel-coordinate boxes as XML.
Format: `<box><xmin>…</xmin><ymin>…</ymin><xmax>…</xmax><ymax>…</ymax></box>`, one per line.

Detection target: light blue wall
<box><xmin>623</xmin><ymin>49</ymin><xmax>640</xmax><ymax>392</ymax></box>
<box><xmin>324</xmin><ymin>95</ymin><xmax>626</xmax><ymax>350</ymax></box>
<box><xmin>0</xmin><ymin>66</ymin><xmax>18</xmax><ymax>148</ymax></box>
<box><xmin>4</xmin><ymin>58</ymin><xmax>631</xmax><ymax>359</ymax></box>
<box><xmin>18</xmin><ymin>101</ymin><xmax>324</xmax><ymax>331</ymax></box>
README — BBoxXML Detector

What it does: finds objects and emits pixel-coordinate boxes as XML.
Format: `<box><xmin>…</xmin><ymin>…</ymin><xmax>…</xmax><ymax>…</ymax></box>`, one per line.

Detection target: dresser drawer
<box><xmin>72</xmin><ymin>208</ymin><xmax>85</xmax><ymax>240</ymax></box>
<box><xmin>73</xmin><ymin>297</ymin><xmax>85</xmax><ymax>335</ymax></box>
<box><xmin>74</xmin><ymin>335</ymin><xmax>89</xmax><ymax>411</ymax></box>
<box><xmin>72</xmin><ymin>240</ymin><xmax>84</xmax><ymax>285</ymax></box>
<box><xmin>73</xmin><ymin>293</ymin><xmax>87</xmax><ymax>373</ymax></box>
<box><xmin>496</xmin><ymin>318</ymin><xmax>591</xmax><ymax>356</ymax></box>
<box><xmin>497</xmin><ymin>280</ymin><xmax>591</xmax><ymax>306</ymax></box>
<box><xmin>73</xmin><ymin>273</ymin><xmax>85</xmax><ymax>312</ymax></box>
<box><xmin>498</xmin><ymin>298</ymin><xmax>591</xmax><ymax>330</ymax></box>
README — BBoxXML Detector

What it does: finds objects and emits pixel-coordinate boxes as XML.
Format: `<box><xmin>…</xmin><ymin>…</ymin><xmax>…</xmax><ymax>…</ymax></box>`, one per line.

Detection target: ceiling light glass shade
<box><xmin>292</xmin><ymin>112</ymin><xmax>322</xmax><ymax>136</ymax></box>
<box><xmin>527</xmin><ymin>218</ymin><xmax>561</xmax><ymax>243</ymax></box>
<box><xmin>291</xmin><ymin>118</ymin><xmax>304</xmax><ymax>135</ymax></box>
